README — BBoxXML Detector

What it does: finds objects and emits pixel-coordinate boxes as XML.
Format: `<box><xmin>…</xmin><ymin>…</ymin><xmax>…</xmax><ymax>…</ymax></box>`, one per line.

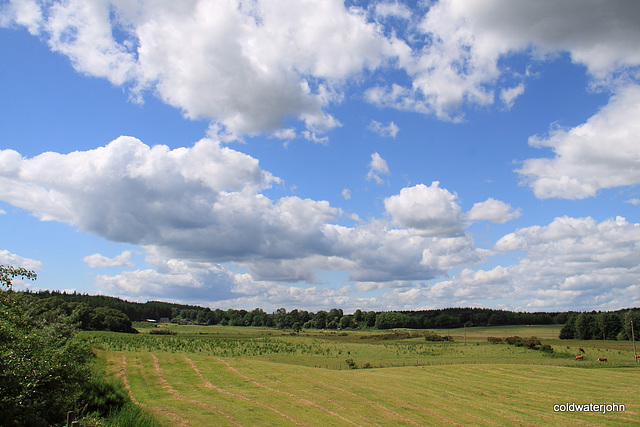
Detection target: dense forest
<box><xmin>26</xmin><ymin>290</ymin><xmax>640</xmax><ymax>341</ymax></box>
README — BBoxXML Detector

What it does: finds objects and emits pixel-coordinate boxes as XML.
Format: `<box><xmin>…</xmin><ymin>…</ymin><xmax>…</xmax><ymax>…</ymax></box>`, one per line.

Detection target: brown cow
<box><xmin>574</xmin><ymin>355</ymin><xmax>583</xmax><ymax>360</ymax></box>
<box><xmin>635</xmin><ymin>355</ymin><xmax>640</xmax><ymax>359</ymax></box>
<box><xmin>598</xmin><ymin>358</ymin><xmax>607</xmax><ymax>362</ymax></box>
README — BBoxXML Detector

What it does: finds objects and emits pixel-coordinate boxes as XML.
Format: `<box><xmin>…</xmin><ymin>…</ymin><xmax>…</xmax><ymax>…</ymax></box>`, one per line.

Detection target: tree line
<box><xmin>25</xmin><ymin>290</ymin><xmax>640</xmax><ymax>341</ymax></box>
<box><xmin>20</xmin><ymin>291</ymin><xmax>136</xmax><ymax>333</ymax></box>
<box><xmin>559</xmin><ymin>310</ymin><xmax>640</xmax><ymax>341</ymax></box>
<box><xmin>29</xmin><ymin>290</ymin><xmax>563</xmax><ymax>329</ymax></box>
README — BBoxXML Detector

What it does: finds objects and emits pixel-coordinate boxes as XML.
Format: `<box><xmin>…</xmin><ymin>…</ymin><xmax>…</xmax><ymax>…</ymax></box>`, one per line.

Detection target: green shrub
<box><xmin>149</xmin><ymin>328</ymin><xmax>177</xmax><ymax>335</ymax></box>
<box><xmin>78</xmin><ymin>376</ymin><xmax>129</xmax><ymax>418</ymax></box>
<box><xmin>539</xmin><ymin>344</ymin><xmax>554</xmax><ymax>353</ymax></box>
<box><xmin>82</xmin><ymin>402</ymin><xmax>157</xmax><ymax>427</ymax></box>
<box><xmin>493</xmin><ymin>336</ymin><xmax>545</xmax><ymax>351</ymax></box>
<box><xmin>0</xmin><ymin>265</ymin><xmax>147</xmax><ymax>427</ymax></box>
<box><xmin>0</xmin><ymin>291</ymin><xmax>93</xmax><ymax>426</ymax></box>
<box><xmin>505</xmin><ymin>335</ymin><xmax>522</xmax><ymax>346</ymax></box>
<box><xmin>520</xmin><ymin>337</ymin><xmax>542</xmax><ymax>349</ymax></box>
<box><xmin>424</xmin><ymin>331</ymin><xmax>454</xmax><ymax>342</ymax></box>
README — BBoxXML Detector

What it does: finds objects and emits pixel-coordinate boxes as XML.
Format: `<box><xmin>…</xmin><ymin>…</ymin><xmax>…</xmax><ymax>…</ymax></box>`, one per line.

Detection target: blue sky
<box><xmin>1</xmin><ymin>0</ymin><xmax>639</xmax><ymax>313</ymax></box>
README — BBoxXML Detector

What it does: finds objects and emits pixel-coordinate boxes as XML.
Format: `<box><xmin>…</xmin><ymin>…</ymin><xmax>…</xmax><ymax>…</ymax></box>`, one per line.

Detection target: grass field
<box><xmin>83</xmin><ymin>324</ymin><xmax>639</xmax><ymax>426</ymax></box>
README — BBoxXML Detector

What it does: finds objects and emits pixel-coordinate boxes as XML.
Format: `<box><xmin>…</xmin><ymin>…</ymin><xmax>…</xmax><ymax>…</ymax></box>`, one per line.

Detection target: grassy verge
<box><xmin>77</xmin><ymin>350</ymin><xmax>158</xmax><ymax>427</ymax></box>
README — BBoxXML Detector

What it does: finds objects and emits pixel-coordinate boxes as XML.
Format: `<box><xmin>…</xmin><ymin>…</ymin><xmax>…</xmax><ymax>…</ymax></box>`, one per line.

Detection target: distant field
<box><xmin>84</xmin><ymin>324</ymin><xmax>639</xmax><ymax>426</ymax></box>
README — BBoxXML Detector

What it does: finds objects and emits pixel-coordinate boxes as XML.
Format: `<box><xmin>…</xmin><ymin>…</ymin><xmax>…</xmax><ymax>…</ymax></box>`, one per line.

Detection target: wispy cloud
<box><xmin>500</xmin><ymin>84</ymin><xmax>525</xmax><ymax>109</ymax></box>
<box><xmin>368</xmin><ymin>120</ymin><xmax>399</xmax><ymax>138</ymax></box>
<box><xmin>366</xmin><ymin>152</ymin><xmax>391</xmax><ymax>184</ymax></box>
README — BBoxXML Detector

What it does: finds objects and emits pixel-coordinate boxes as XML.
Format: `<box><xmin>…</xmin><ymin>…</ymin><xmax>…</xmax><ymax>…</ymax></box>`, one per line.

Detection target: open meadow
<box><xmin>82</xmin><ymin>324</ymin><xmax>639</xmax><ymax>426</ymax></box>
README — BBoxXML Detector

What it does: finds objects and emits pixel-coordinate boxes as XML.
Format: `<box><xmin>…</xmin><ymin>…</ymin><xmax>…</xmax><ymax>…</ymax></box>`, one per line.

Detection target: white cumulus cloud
<box><xmin>414</xmin><ymin>215</ymin><xmax>640</xmax><ymax>311</ymax></box>
<box><xmin>0</xmin><ymin>139</ymin><xmax>483</xmax><ymax>289</ymax></box>
<box><xmin>0</xmin><ymin>250</ymin><xmax>43</xmax><ymax>271</ymax></box>
<box><xmin>467</xmin><ymin>198</ymin><xmax>522</xmax><ymax>224</ymax></box>
<box><xmin>95</xmin><ymin>252</ymin><xmax>238</xmax><ymax>303</ymax></box>
<box><xmin>384</xmin><ymin>182</ymin><xmax>465</xmax><ymax>237</ymax></box>
<box><xmin>374</xmin><ymin>1</ymin><xmax>413</xmax><ymax>21</ymax></box>
<box><xmin>83</xmin><ymin>251</ymin><xmax>135</xmax><ymax>268</ymax></box>
<box><xmin>3</xmin><ymin>0</ymin><xmax>639</xmax><ymax>129</ymax></box>
<box><xmin>367</xmin><ymin>0</ymin><xmax>640</xmax><ymax>120</ymax></box>
<box><xmin>0</xmin><ymin>0</ymin><xmax>402</xmax><ymax>136</ymax></box>
<box><xmin>518</xmin><ymin>84</ymin><xmax>640</xmax><ymax>199</ymax></box>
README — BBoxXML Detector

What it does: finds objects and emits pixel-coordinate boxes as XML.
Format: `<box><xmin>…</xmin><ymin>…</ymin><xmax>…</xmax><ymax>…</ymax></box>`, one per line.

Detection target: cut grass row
<box><xmin>90</xmin><ymin>325</ymin><xmax>639</xmax><ymax>425</ymax></box>
<box><xmin>106</xmin><ymin>350</ymin><xmax>638</xmax><ymax>426</ymax></box>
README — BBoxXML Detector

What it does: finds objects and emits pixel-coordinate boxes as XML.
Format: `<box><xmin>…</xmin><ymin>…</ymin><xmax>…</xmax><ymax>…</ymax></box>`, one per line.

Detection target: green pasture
<box><xmin>85</xmin><ymin>324</ymin><xmax>639</xmax><ymax>426</ymax></box>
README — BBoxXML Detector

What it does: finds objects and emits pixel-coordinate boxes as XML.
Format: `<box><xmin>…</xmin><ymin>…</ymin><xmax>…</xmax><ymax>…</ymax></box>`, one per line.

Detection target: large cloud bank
<box><xmin>0</xmin><ymin>137</ymin><xmax>484</xmax><ymax>290</ymax></box>
<box><xmin>4</xmin><ymin>136</ymin><xmax>636</xmax><ymax>311</ymax></box>
<box><xmin>3</xmin><ymin>0</ymin><xmax>639</xmax><ymax>133</ymax></box>
<box><xmin>1</xmin><ymin>0</ymin><xmax>404</xmax><ymax>137</ymax></box>
<box><xmin>2</xmin><ymin>0</ymin><xmax>640</xmax><ymax>311</ymax></box>
<box><xmin>3</xmin><ymin>1</ymin><xmax>638</xmax><ymax>198</ymax></box>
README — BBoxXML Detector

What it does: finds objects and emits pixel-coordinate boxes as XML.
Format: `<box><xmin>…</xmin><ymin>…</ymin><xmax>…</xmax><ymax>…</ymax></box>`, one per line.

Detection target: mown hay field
<box><xmin>84</xmin><ymin>324</ymin><xmax>639</xmax><ymax>426</ymax></box>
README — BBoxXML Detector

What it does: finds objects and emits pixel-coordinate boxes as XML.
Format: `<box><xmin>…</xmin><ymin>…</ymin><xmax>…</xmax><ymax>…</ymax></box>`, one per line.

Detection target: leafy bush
<box><xmin>149</xmin><ymin>328</ymin><xmax>177</xmax><ymax>335</ymax></box>
<box><xmin>490</xmin><ymin>335</ymin><xmax>546</xmax><ymax>351</ymax></box>
<box><xmin>424</xmin><ymin>331</ymin><xmax>454</xmax><ymax>342</ymax></box>
<box><xmin>522</xmin><ymin>337</ymin><xmax>542</xmax><ymax>349</ymax></box>
<box><xmin>1</xmin><ymin>268</ymin><xmax>93</xmax><ymax>426</ymax></box>
<box><xmin>505</xmin><ymin>335</ymin><xmax>522</xmax><ymax>346</ymax></box>
<box><xmin>503</xmin><ymin>336</ymin><xmax>541</xmax><ymax>349</ymax></box>
<box><xmin>539</xmin><ymin>344</ymin><xmax>554</xmax><ymax>353</ymax></box>
<box><xmin>362</xmin><ymin>331</ymin><xmax>452</xmax><ymax>341</ymax></box>
<box><xmin>0</xmin><ymin>265</ymin><xmax>142</xmax><ymax>426</ymax></box>
<box><xmin>91</xmin><ymin>307</ymin><xmax>138</xmax><ymax>333</ymax></box>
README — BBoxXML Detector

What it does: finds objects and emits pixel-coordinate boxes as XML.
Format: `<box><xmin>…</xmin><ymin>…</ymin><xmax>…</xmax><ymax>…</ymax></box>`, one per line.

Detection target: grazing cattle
<box><xmin>574</xmin><ymin>355</ymin><xmax>583</xmax><ymax>360</ymax></box>
<box><xmin>598</xmin><ymin>358</ymin><xmax>607</xmax><ymax>362</ymax></box>
<box><xmin>578</xmin><ymin>347</ymin><xmax>585</xmax><ymax>353</ymax></box>
<box><xmin>635</xmin><ymin>355</ymin><xmax>640</xmax><ymax>359</ymax></box>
